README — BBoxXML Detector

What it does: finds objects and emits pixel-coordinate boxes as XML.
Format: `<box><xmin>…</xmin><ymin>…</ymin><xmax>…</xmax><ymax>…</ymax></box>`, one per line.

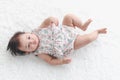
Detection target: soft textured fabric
<box><xmin>1</xmin><ymin>0</ymin><xmax>120</xmax><ymax>80</ymax></box>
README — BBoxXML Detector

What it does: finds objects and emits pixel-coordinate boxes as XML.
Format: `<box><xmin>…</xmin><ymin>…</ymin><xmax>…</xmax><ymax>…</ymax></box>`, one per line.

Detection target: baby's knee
<box><xmin>65</xmin><ymin>13</ymin><xmax>74</xmax><ymax>17</ymax></box>
<box><xmin>64</xmin><ymin>14</ymin><xmax>73</xmax><ymax>19</ymax></box>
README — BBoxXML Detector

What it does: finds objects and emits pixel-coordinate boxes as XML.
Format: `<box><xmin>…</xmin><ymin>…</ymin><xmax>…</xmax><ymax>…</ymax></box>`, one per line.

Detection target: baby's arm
<box><xmin>37</xmin><ymin>53</ymin><xmax>71</xmax><ymax>65</ymax></box>
<box><xmin>39</xmin><ymin>17</ymin><xmax>59</xmax><ymax>28</ymax></box>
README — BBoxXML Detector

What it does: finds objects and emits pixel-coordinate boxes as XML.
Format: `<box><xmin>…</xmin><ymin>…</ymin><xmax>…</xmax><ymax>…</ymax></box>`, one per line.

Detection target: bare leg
<box><xmin>74</xmin><ymin>28</ymin><xmax>107</xmax><ymax>49</ymax></box>
<box><xmin>82</xmin><ymin>19</ymin><xmax>92</xmax><ymax>31</ymax></box>
<box><xmin>62</xmin><ymin>14</ymin><xmax>92</xmax><ymax>31</ymax></box>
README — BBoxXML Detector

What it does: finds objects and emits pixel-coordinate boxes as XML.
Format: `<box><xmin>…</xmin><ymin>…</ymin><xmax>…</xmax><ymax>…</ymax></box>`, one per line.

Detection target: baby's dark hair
<box><xmin>7</xmin><ymin>31</ymin><xmax>26</xmax><ymax>56</ymax></box>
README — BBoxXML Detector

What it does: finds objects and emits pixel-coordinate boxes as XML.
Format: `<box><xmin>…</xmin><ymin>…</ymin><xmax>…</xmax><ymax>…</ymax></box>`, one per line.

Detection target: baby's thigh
<box><xmin>62</xmin><ymin>15</ymin><xmax>74</xmax><ymax>27</ymax></box>
<box><xmin>74</xmin><ymin>35</ymin><xmax>91</xmax><ymax>49</ymax></box>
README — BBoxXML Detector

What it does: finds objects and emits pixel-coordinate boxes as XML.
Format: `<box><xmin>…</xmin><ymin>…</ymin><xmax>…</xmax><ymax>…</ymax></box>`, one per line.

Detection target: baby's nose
<box><xmin>30</xmin><ymin>40</ymin><xmax>36</xmax><ymax>44</ymax></box>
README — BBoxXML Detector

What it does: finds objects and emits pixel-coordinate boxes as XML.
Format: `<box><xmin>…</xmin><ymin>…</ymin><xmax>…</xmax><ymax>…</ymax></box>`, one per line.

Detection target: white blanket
<box><xmin>0</xmin><ymin>0</ymin><xmax>120</xmax><ymax>80</ymax></box>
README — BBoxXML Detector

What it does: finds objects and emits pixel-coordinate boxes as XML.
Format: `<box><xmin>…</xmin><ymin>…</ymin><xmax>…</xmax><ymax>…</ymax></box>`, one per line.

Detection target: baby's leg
<box><xmin>62</xmin><ymin>14</ymin><xmax>92</xmax><ymax>31</ymax></box>
<box><xmin>40</xmin><ymin>17</ymin><xmax>59</xmax><ymax>28</ymax></box>
<box><xmin>74</xmin><ymin>28</ymin><xmax>107</xmax><ymax>49</ymax></box>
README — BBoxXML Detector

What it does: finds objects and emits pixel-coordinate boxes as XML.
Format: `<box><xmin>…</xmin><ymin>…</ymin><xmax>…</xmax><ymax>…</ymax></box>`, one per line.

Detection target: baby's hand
<box><xmin>62</xmin><ymin>57</ymin><xmax>71</xmax><ymax>64</ymax></box>
<box><xmin>51</xmin><ymin>23</ymin><xmax>56</xmax><ymax>27</ymax></box>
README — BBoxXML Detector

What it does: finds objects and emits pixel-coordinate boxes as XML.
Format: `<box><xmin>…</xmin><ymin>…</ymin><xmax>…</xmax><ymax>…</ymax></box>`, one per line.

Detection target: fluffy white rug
<box><xmin>0</xmin><ymin>0</ymin><xmax>120</xmax><ymax>80</ymax></box>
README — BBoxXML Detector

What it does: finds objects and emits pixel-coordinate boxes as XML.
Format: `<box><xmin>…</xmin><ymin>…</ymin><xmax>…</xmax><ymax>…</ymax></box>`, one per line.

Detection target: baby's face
<box><xmin>18</xmin><ymin>32</ymin><xmax>39</xmax><ymax>54</ymax></box>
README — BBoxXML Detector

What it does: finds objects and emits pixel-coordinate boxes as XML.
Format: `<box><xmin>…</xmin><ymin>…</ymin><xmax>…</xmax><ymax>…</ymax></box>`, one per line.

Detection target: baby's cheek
<box><xmin>31</xmin><ymin>44</ymin><xmax>37</xmax><ymax>49</ymax></box>
<box><xmin>31</xmin><ymin>45</ymin><xmax>34</xmax><ymax>48</ymax></box>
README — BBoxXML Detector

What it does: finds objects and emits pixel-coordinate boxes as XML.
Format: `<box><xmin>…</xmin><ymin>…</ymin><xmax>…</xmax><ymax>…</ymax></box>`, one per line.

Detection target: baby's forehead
<box><xmin>18</xmin><ymin>32</ymin><xmax>31</xmax><ymax>41</ymax></box>
<box><xmin>19</xmin><ymin>33</ymin><xmax>26</xmax><ymax>38</ymax></box>
<box><xmin>18</xmin><ymin>34</ymin><xmax>27</xmax><ymax>46</ymax></box>
<box><xmin>18</xmin><ymin>33</ymin><xmax>27</xmax><ymax>42</ymax></box>
<box><xmin>19</xmin><ymin>32</ymin><xmax>30</xmax><ymax>37</ymax></box>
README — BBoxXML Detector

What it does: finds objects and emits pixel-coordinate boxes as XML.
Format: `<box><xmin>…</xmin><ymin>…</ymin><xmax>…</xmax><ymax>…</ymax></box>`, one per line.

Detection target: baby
<box><xmin>7</xmin><ymin>14</ymin><xmax>107</xmax><ymax>65</ymax></box>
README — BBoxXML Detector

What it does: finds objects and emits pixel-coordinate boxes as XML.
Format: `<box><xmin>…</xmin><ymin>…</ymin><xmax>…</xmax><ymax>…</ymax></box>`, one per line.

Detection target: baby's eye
<box><xmin>28</xmin><ymin>36</ymin><xmax>30</xmax><ymax>39</ymax></box>
<box><xmin>28</xmin><ymin>44</ymin><xmax>30</xmax><ymax>48</ymax></box>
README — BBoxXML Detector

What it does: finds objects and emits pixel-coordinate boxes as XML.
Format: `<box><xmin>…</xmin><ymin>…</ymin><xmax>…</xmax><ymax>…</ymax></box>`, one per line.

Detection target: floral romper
<box><xmin>33</xmin><ymin>25</ymin><xmax>78</xmax><ymax>58</ymax></box>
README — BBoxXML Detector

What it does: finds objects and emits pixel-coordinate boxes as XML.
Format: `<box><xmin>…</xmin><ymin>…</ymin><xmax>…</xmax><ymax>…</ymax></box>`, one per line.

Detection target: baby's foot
<box><xmin>86</xmin><ymin>18</ymin><xmax>93</xmax><ymax>23</ymax></box>
<box><xmin>82</xmin><ymin>18</ymin><xmax>92</xmax><ymax>31</ymax></box>
<box><xmin>97</xmin><ymin>28</ymin><xmax>107</xmax><ymax>34</ymax></box>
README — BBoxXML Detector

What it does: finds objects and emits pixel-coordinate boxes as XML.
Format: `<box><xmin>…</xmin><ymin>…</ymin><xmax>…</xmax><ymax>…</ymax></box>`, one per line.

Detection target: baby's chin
<box><xmin>26</xmin><ymin>49</ymin><xmax>36</xmax><ymax>54</ymax></box>
<box><xmin>33</xmin><ymin>43</ymin><xmax>39</xmax><ymax>52</ymax></box>
<box><xmin>34</xmin><ymin>36</ymin><xmax>40</xmax><ymax>51</ymax></box>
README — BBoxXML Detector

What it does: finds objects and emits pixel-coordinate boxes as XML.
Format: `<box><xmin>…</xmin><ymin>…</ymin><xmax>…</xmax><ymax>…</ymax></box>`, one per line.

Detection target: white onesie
<box><xmin>33</xmin><ymin>25</ymin><xmax>78</xmax><ymax>58</ymax></box>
